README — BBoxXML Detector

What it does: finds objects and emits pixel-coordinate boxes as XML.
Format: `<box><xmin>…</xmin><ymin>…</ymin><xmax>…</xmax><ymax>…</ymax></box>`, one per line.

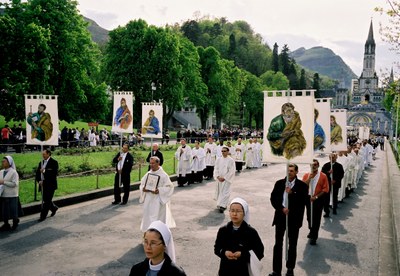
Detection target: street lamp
<box><xmin>242</xmin><ymin>102</ymin><xmax>246</xmax><ymax>128</ymax></box>
<box><xmin>151</xmin><ymin>82</ymin><xmax>156</xmax><ymax>102</ymax></box>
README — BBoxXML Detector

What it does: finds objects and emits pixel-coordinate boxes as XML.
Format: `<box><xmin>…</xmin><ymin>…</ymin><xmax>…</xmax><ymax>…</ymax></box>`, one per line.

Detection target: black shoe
<box><xmin>120</xmin><ymin>202</ymin><xmax>127</xmax><ymax>205</ymax></box>
<box><xmin>38</xmin><ymin>217</ymin><xmax>46</xmax><ymax>222</ymax></box>
<box><xmin>11</xmin><ymin>219</ymin><xmax>20</xmax><ymax>230</ymax></box>
<box><xmin>51</xmin><ymin>206</ymin><xmax>58</xmax><ymax>217</ymax></box>
<box><xmin>111</xmin><ymin>201</ymin><xmax>121</xmax><ymax>205</ymax></box>
<box><xmin>307</xmin><ymin>232</ymin><xmax>312</xmax><ymax>239</ymax></box>
<box><xmin>323</xmin><ymin>214</ymin><xmax>330</xmax><ymax>218</ymax></box>
<box><xmin>0</xmin><ymin>223</ymin><xmax>11</xmax><ymax>231</ymax></box>
<box><xmin>286</xmin><ymin>268</ymin><xmax>294</xmax><ymax>276</ymax></box>
<box><xmin>310</xmin><ymin>239</ymin><xmax>317</xmax><ymax>245</ymax></box>
<box><xmin>333</xmin><ymin>209</ymin><xmax>337</xmax><ymax>215</ymax></box>
<box><xmin>268</xmin><ymin>272</ymin><xmax>281</xmax><ymax>276</ymax></box>
<box><xmin>178</xmin><ymin>185</ymin><xmax>184</xmax><ymax>187</ymax></box>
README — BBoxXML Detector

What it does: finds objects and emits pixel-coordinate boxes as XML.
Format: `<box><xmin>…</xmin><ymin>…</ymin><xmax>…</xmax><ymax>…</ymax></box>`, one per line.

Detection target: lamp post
<box><xmin>151</xmin><ymin>82</ymin><xmax>156</xmax><ymax>102</ymax></box>
<box><xmin>242</xmin><ymin>102</ymin><xmax>246</xmax><ymax>128</ymax></box>
<box><xmin>396</xmin><ymin>93</ymin><xmax>399</xmax><ymax>152</ymax></box>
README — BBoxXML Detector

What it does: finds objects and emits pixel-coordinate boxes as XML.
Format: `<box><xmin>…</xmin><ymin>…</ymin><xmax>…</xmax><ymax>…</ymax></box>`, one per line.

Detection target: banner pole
<box><xmin>285</xmin><ymin>161</ymin><xmax>289</xmax><ymax>261</ymax></box>
<box><xmin>40</xmin><ymin>144</ymin><xmax>44</xmax><ymax>209</ymax></box>
<box><xmin>119</xmin><ymin>133</ymin><xmax>123</xmax><ymax>188</ymax></box>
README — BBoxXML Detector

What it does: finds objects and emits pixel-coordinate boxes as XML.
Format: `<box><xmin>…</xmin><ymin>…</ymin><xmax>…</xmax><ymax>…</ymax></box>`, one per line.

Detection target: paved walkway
<box><xmin>0</xmin><ymin>149</ymin><xmax>390</xmax><ymax>275</ymax></box>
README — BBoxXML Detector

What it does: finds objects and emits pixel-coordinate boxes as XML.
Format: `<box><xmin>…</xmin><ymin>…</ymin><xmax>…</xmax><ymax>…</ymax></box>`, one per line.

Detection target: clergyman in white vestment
<box><xmin>214</xmin><ymin>146</ymin><xmax>236</xmax><ymax>213</ymax></box>
<box><xmin>139</xmin><ymin>156</ymin><xmax>176</xmax><ymax>232</ymax></box>
<box><xmin>175</xmin><ymin>138</ymin><xmax>192</xmax><ymax>187</ymax></box>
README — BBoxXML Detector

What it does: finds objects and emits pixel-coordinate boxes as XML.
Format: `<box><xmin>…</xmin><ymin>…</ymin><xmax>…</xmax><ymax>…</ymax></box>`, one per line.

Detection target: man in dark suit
<box><xmin>322</xmin><ymin>153</ymin><xmax>344</xmax><ymax>216</ymax></box>
<box><xmin>112</xmin><ymin>143</ymin><xmax>134</xmax><ymax>205</ymax></box>
<box><xmin>36</xmin><ymin>149</ymin><xmax>59</xmax><ymax>222</ymax></box>
<box><xmin>146</xmin><ymin>143</ymin><xmax>164</xmax><ymax>171</ymax></box>
<box><xmin>269</xmin><ymin>164</ymin><xmax>308</xmax><ymax>276</ymax></box>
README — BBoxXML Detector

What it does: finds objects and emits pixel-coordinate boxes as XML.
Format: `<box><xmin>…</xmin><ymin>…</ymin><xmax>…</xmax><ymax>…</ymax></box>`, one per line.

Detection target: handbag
<box><xmin>248</xmin><ymin>250</ymin><xmax>262</xmax><ymax>276</ymax></box>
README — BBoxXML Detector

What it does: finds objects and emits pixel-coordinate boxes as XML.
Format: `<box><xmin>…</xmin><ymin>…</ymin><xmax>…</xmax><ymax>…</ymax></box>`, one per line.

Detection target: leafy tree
<box><xmin>260</xmin><ymin>70</ymin><xmax>289</xmax><ymax>90</ymax></box>
<box><xmin>228</xmin><ymin>33</ymin><xmax>236</xmax><ymax>62</ymax></box>
<box><xmin>272</xmin><ymin>43</ymin><xmax>279</xmax><ymax>72</ymax></box>
<box><xmin>181</xmin><ymin>20</ymin><xmax>201</xmax><ymax>45</ymax></box>
<box><xmin>279</xmin><ymin>44</ymin><xmax>291</xmax><ymax>76</ymax></box>
<box><xmin>288</xmin><ymin>62</ymin><xmax>299</xmax><ymax>89</ymax></box>
<box><xmin>375</xmin><ymin>1</ymin><xmax>400</xmax><ymax>53</ymax></box>
<box><xmin>299</xmin><ymin>69</ymin><xmax>307</xmax><ymax>89</ymax></box>
<box><xmin>241</xmin><ymin>71</ymin><xmax>263</xmax><ymax>128</ymax></box>
<box><xmin>0</xmin><ymin>0</ymin><xmax>108</xmax><ymax>123</ymax></box>
<box><xmin>313</xmin><ymin>73</ymin><xmax>321</xmax><ymax>97</ymax></box>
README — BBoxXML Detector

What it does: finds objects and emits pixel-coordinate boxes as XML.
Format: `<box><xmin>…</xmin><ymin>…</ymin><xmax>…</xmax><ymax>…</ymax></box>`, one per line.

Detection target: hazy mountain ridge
<box><xmin>290</xmin><ymin>46</ymin><xmax>357</xmax><ymax>88</ymax></box>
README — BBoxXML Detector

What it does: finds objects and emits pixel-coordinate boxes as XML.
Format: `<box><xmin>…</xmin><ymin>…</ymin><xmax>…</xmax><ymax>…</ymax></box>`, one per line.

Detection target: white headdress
<box><xmin>230</xmin><ymin>197</ymin><xmax>250</xmax><ymax>223</ymax></box>
<box><xmin>147</xmin><ymin>220</ymin><xmax>176</xmax><ymax>262</ymax></box>
<box><xmin>4</xmin><ymin>156</ymin><xmax>16</xmax><ymax>170</ymax></box>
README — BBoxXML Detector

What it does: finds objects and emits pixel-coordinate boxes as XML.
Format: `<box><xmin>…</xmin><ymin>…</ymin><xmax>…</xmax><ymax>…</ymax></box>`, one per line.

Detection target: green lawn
<box><xmin>17</xmin><ymin>149</ymin><xmax>177</xmax><ymax>204</ymax></box>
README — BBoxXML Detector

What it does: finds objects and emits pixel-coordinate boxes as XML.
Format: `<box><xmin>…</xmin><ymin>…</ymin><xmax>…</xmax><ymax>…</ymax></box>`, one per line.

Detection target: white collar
<box><xmin>149</xmin><ymin>259</ymin><xmax>165</xmax><ymax>271</ymax></box>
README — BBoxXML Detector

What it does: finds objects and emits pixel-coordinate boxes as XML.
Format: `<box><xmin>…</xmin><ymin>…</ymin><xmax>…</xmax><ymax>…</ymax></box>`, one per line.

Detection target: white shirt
<box><xmin>118</xmin><ymin>152</ymin><xmax>127</xmax><ymax>171</ymax></box>
<box><xmin>282</xmin><ymin>178</ymin><xmax>296</xmax><ymax>208</ymax></box>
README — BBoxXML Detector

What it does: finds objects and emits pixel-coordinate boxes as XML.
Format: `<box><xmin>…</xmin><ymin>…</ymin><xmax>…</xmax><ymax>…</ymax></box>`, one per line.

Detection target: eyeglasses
<box><xmin>229</xmin><ymin>209</ymin><xmax>244</xmax><ymax>214</ymax></box>
<box><xmin>222</xmin><ymin>150</ymin><xmax>228</xmax><ymax>153</ymax></box>
<box><xmin>143</xmin><ymin>240</ymin><xmax>163</xmax><ymax>249</ymax></box>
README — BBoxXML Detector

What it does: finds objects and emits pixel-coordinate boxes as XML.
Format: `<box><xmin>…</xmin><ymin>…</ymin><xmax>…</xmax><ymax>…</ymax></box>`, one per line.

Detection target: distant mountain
<box><xmin>84</xmin><ymin>17</ymin><xmax>109</xmax><ymax>45</ymax></box>
<box><xmin>290</xmin><ymin>46</ymin><xmax>357</xmax><ymax>89</ymax></box>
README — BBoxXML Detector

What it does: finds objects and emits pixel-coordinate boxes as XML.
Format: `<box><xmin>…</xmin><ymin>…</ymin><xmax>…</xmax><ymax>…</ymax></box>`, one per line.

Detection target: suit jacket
<box><xmin>321</xmin><ymin>162</ymin><xmax>344</xmax><ymax>186</ymax></box>
<box><xmin>146</xmin><ymin>150</ymin><xmax>164</xmax><ymax>166</ymax></box>
<box><xmin>129</xmin><ymin>254</ymin><xmax>186</xmax><ymax>276</ymax></box>
<box><xmin>36</xmin><ymin>157</ymin><xmax>59</xmax><ymax>191</ymax></box>
<box><xmin>271</xmin><ymin>177</ymin><xmax>308</xmax><ymax>229</ymax></box>
<box><xmin>113</xmin><ymin>152</ymin><xmax>133</xmax><ymax>177</ymax></box>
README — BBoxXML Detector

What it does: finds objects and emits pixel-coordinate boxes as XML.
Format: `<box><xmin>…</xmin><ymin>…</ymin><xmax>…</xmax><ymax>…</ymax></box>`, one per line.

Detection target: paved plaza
<box><xmin>0</xmin><ymin>148</ymin><xmax>393</xmax><ymax>275</ymax></box>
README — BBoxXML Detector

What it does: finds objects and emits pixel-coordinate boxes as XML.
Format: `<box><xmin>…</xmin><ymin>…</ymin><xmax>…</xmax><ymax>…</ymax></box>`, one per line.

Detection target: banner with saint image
<box><xmin>358</xmin><ymin>126</ymin><xmax>370</xmax><ymax>140</ymax></box>
<box><xmin>112</xmin><ymin>92</ymin><xmax>133</xmax><ymax>133</ymax></box>
<box><xmin>263</xmin><ymin>90</ymin><xmax>315</xmax><ymax>164</ymax></box>
<box><xmin>314</xmin><ymin>98</ymin><xmax>331</xmax><ymax>154</ymax></box>
<box><xmin>330</xmin><ymin>109</ymin><xmax>347</xmax><ymax>152</ymax></box>
<box><xmin>25</xmin><ymin>94</ymin><xmax>59</xmax><ymax>146</ymax></box>
<box><xmin>141</xmin><ymin>102</ymin><xmax>163</xmax><ymax>138</ymax></box>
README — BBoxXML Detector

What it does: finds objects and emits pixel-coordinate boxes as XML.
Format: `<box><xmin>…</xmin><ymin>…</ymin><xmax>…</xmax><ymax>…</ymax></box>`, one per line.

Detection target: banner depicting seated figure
<box><xmin>141</xmin><ymin>102</ymin><xmax>163</xmax><ymax>139</ymax></box>
<box><xmin>263</xmin><ymin>90</ymin><xmax>315</xmax><ymax>164</ymax></box>
<box><xmin>25</xmin><ymin>95</ymin><xmax>59</xmax><ymax>146</ymax></box>
<box><xmin>314</xmin><ymin>98</ymin><xmax>332</xmax><ymax>154</ymax></box>
<box><xmin>330</xmin><ymin>109</ymin><xmax>348</xmax><ymax>152</ymax></box>
<box><xmin>112</xmin><ymin>92</ymin><xmax>133</xmax><ymax>133</ymax></box>
<box><xmin>358</xmin><ymin>126</ymin><xmax>370</xmax><ymax>140</ymax></box>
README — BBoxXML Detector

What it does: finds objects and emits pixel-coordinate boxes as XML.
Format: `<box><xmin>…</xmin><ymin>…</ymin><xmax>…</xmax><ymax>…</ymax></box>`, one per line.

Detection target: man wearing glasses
<box><xmin>213</xmin><ymin>146</ymin><xmax>236</xmax><ymax>213</ymax></box>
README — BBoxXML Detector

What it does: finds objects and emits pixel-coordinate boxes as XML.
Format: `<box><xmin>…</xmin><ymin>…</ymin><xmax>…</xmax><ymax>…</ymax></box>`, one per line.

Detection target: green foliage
<box><xmin>260</xmin><ymin>70</ymin><xmax>289</xmax><ymax>90</ymax></box>
<box><xmin>0</xmin><ymin>0</ymin><xmax>109</xmax><ymax>123</ymax></box>
<box><xmin>313</xmin><ymin>73</ymin><xmax>321</xmax><ymax>96</ymax></box>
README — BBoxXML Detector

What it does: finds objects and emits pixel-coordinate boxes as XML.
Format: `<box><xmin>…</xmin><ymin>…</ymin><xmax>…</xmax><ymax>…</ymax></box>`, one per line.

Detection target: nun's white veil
<box><xmin>147</xmin><ymin>220</ymin><xmax>176</xmax><ymax>262</ymax></box>
<box><xmin>230</xmin><ymin>197</ymin><xmax>250</xmax><ymax>223</ymax></box>
<box><xmin>4</xmin><ymin>156</ymin><xmax>16</xmax><ymax>170</ymax></box>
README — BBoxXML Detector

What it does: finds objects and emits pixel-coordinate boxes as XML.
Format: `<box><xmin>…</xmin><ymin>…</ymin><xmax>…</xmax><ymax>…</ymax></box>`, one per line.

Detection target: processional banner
<box><xmin>141</xmin><ymin>102</ymin><xmax>163</xmax><ymax>139</ymax></box>
<box><xmin>112</xmin><ymin>92</ymin><xmax>133</xmax><ymax>133</ymax></box>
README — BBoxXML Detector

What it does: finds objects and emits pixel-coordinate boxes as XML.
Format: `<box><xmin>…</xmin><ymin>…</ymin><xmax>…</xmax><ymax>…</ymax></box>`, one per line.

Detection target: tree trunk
<box><xmin>248</xmin><ymin>112</ymin><xmax>253</xmax><ymax>128</ymax></box>
<box><xmin>197</xmin><ymin>108</ymin><xmax>208</xmax><ymax>129</ymax></box>
<box><xmin>215</xmin><ymin>105</ymin><xmax>222</xmax><ymax>129</ymax></box>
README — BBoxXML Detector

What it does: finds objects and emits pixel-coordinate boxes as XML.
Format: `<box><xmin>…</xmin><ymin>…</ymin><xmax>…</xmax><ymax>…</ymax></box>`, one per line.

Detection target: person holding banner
<box><xmin>302</xmin><ymin>159</ymin><xmax>329</xmax><ymax>245</ymax></box>
<box><xmin>139</xmin><ymin>157</ymin><xmax>176</xmax><ymax>232</ymax></box>
<box><xmin>146</xmin><ymin>143</ymin><xmax>164</xmax><ymax>171</ymax></box>
<box><xmin>36</xmin><ymin>149</ymin><xmax>59</xmax><ymax>222</ymax></box>
<box><xmin>175</xmin><ymin>139</ymin><xmax>192</xmax><ymax>187</ymax></box>
<box><xmin>269</xmin><ymin>164</ymin><xmax>308</xmax><ymax>276</ymax></box>
<box><xmin>321</xmin><ymin>154</ymin><xmax>344</xmax><ymax>216</ymax></box>
<box><xmin>112</xmin><ymin>144</ymin><xmax>134</xmax><ymax>205</ymax></box>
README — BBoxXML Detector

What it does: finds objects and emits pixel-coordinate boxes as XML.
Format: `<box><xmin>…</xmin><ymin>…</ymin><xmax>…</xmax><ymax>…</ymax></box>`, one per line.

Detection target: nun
<box><xmin>214</xmin><ymin>198</ymin><xmax>264</xmax><ymax>276</ymax></box>
<box><xmin>0</xmin><ymin>156</ymin><xmax>20</xmax><ymax>231</ymax></box>
<box><xmin>130</xmin><ymin>220</ymin><xmax>186</xmax><ymax>276</ymax></box>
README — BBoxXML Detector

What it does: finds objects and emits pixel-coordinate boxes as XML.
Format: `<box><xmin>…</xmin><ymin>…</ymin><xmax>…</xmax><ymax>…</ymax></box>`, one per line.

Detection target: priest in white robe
<box><xmin>139</xmin><ymin>156</ymin><xmax>176</xmax><ymax>232</ymax></box>
<box><xmin>245</xmin><ymin>138</ymin><xmax>255</xmax><ymax>169</ymax></box>
<box><xmin>254</xmin><ymin>138</ymin><xmax>262</xmax><ymax>168</ymax></box>
<box><xmin>337</xmin><ymin>151</ymin><xmax>349</xmax><ymax>201</ymax></box>
<box><xmin>216</xmin><ymin>140</ymin><xmax>224</xmax><ymax>158</ymax></box>
<box><xmin>214</xmin><ymin>146</ymin><xmax>236</xmax><ymax>213</ymax></box>
<box><xmin>204</xmin><ymin>137</ymin><xmax>217</xmax><ymax>180</ymax></box>
<box><xmin>175</xmin><ymin>138</ymin><xmax>192</xmax><ymax>187</ymax></box>
<box><xmin>190</xmin><ymin>141</ymin><xmax>206</xmax><ymax>183</ymax></box>
<box><xmin>234</xmin><ymin>138</ymin><xmax>245</xmax><ymax>172</ymax></box>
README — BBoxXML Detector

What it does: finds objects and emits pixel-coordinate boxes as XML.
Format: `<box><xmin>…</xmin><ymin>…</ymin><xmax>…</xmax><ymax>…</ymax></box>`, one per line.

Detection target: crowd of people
<box><xmin>0</xmin><ymin>129</ymin><xmax>385</xmax><ymax>275</ymax></box>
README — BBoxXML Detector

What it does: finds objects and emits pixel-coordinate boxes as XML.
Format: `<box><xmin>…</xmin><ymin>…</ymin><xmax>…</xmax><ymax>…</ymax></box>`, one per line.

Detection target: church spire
<box><xmin>389</xmin><ymin>67</ymin><xmax>394</xmax><ymax>84</ymax></box>
<box><xmin>366</xmin><ymin>20</ymin><xmax>375</xmax><ymax>45</ymax></box>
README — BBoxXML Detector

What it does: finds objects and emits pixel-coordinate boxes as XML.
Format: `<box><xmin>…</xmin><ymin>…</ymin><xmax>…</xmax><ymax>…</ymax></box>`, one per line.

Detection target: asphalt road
<box><xmin>0</xmin><ymin>149</ymin><xmax>386</xmax><ymax>276</ymax></box>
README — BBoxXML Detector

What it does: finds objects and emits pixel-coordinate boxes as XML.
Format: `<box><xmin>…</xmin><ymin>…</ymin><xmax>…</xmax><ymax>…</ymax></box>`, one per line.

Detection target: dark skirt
<box><xmin>1</xmin><ymin>197</ymin><xmax>18</xmax><ymax>221</ymax></box>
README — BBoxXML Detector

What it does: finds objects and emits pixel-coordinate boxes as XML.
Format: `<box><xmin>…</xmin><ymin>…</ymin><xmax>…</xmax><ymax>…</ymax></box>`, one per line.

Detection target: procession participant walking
<box><xmin>112</xmin><ymin>143</ymin><xmax>134</xmax><ymax>205</ymax></box>
<box><xmin>214</xmin><ymin>198</ymin><xmax>264</xmax><ymax>276</ymax></box>
<box><xmin>233</xmin><ymin>138</ymin><xmax>245</xmax><ymax>173</ymax></box>
<box><xmin>321</xmin><ymin>154</ymin><xmax>344</xmax><ymax>216</ymax></box>
<box><xmin>190</xmin><ymin>141</ymin><xmax>206</xmax><ymax>184</ymax></box>
<box><xmin>302</xmin><ymin>159</ymin><xmax>329</xmax><ymax>245</ymax></box>
<box><xmin>203</xmin><ymin>137</ymin><xmax>217</xmax><ymax>180</ymax></box>
<box><xmin>175</xmin><ymin>139</ymin><xmax>192</xmax><ymax>187</ymax></box>
<box><xmin>269</xmin><ymin>164</ymin><xmax>308</xmax><ymax>276</ymax></box>
<box><xmin>146</xmin><ymin>143</ymin><xmax>164</xmax><ymax>171</ymax></box>
<box><xmin>36</xmin><ymin>149</ymin><xmax>59</xmax><ymax>222</ymax></box>
<box><xmin>214</xmin><ymin>147</ymin><xmax>236</xmax><ymax>213</ymax></box>
<box><xmin>0</xmin><ymin>156</ymin><xmax>19</xmax><ymax>231</ymax></box>
<box><xmin>130</xmin><ymin>220</ymin><xmax>186</xmax><ymax>276</ymax></box>
<box><xmin>139</xmin><ymin>157</ymin><xmax>176</xmax><ymax>232</ymax></box>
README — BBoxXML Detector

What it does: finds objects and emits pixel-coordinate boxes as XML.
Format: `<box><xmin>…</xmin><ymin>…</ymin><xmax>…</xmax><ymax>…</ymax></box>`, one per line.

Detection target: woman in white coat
<box><xmin>0</xmin><ymin>156</ymin><xmax>19</xmax><ymax>231</ymax></box>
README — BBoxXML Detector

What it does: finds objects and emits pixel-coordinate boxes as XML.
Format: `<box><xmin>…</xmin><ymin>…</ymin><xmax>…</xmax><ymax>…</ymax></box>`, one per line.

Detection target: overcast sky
<box><xmin>78</xmin><ymin>0</ymin><xmax>398</xmax><ymax>78</ymax></box>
